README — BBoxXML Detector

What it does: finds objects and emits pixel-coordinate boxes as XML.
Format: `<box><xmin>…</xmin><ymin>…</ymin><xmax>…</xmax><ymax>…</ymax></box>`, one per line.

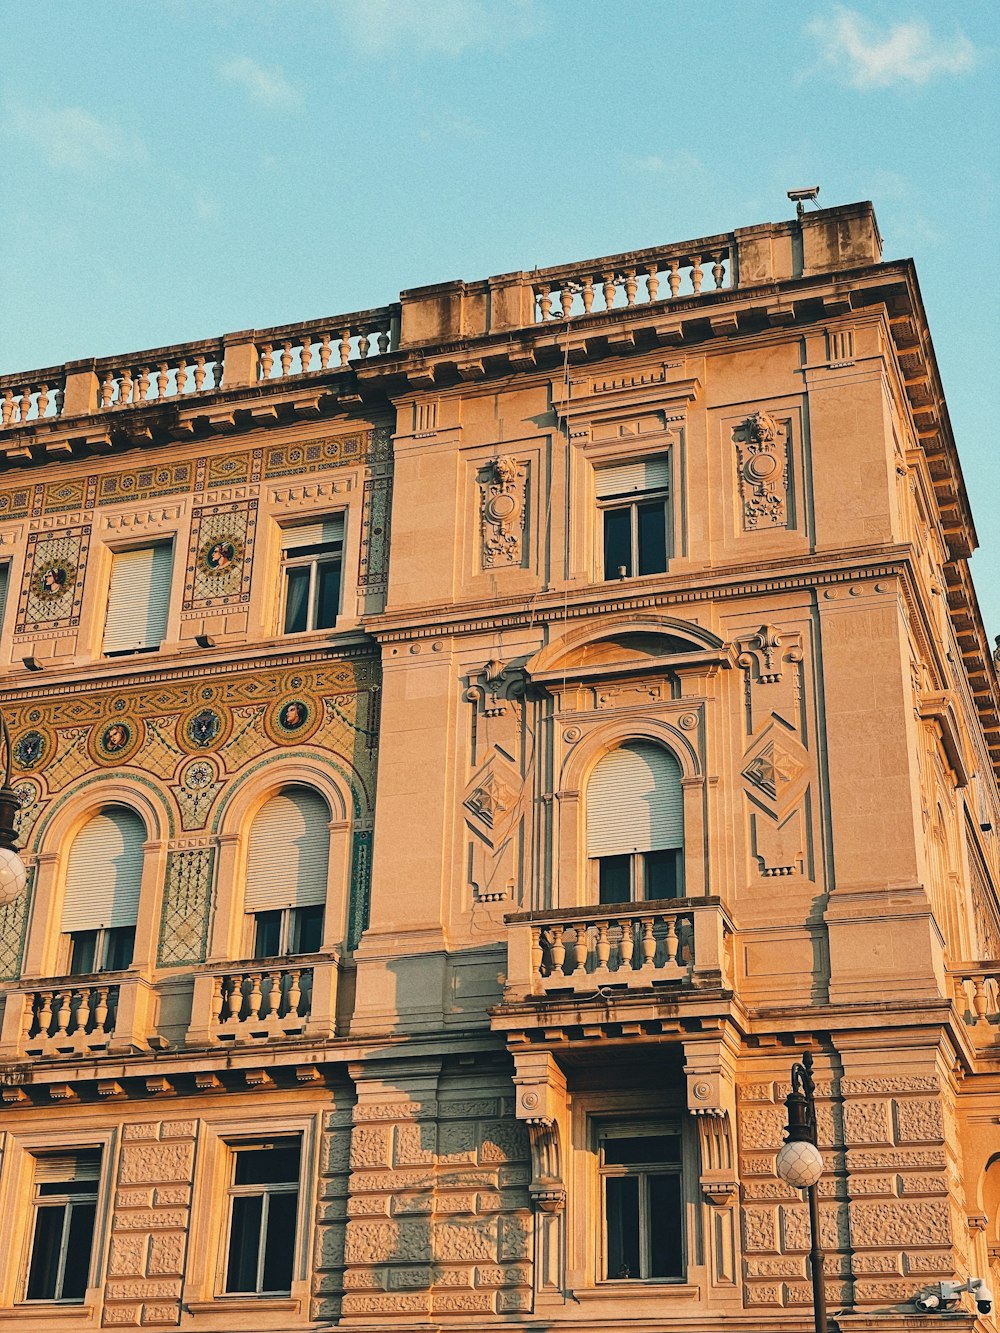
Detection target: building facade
<box><xmin>0</xmin><ymin>201</ymin><xmax>998</xmax><ymax>1331</ymax></box>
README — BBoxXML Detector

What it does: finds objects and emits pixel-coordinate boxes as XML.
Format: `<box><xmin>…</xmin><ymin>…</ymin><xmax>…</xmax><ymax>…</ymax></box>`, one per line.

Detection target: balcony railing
<box><xmin>215</xmin><ymin>963</ymin><xmax>312</xmax><ymax>1038</ymax></box>
<box><xmin>26</xmin><ymin>982</ymin><xmax>120</xmax><ymax>1055</ymax></box>
<box><xmin>0</xmin><ymin>970</ymin><xmax>149</xmax><ymax>1058</ymax></box>
<box><xmin>504</xmin><ymin>897</ymin><xmax>733</xmax><ymax>1001</ymax></box>
<box><xmin>951</xmin><ymin>965</ymin><xmax>1000</xmax><ymax>1036</ymax></box>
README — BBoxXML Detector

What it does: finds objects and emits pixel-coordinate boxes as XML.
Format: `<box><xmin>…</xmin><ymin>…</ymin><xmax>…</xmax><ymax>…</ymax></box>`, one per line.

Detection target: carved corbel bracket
<box><xmin>736</xmin><ymin>623</ymin><xmax>803</xmax><ymax>686</ymax></box>
<box><xmin>511</xmin><ymin>1049</ymin><xmax>568</xmax><ymax>1214</ymax></box>
<box><xmin>464</xmin><ymin>657</ymin><xmax>526</xmax><ymax>718</ymax></box>
<box><xmin>684</xmin><ymin>1037</ymin><xmax>739</xmax><ymax>1206</ymax></box>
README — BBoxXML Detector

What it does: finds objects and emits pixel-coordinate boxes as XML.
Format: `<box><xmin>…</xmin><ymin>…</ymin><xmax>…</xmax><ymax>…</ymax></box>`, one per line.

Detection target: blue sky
<box><xmin>2</xmin><ymin>0</ymin><xmax>998</xmax><ymax>630</ymax></box>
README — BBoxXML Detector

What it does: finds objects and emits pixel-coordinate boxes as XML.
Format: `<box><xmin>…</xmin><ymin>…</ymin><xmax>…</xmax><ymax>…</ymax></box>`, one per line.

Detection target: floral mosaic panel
<box><xmin>0</xmin><ymin>867</ymin><xmax>32</xmax><ymax>981</ymax></box>
<box><xmin>347</xmin><ymin>829</ymin><xmax>373</xmax><ymax>950</ymax></box>
<box><xmin>15</xmin><ymin>526</ymin><xmax>91</xmax><ymax>633</ymax></box>
<box><xmin>358</xmin><ymin>475</ymin><xmax>392</xmax><ymax>589</ymax></box>
<box><xmin>0</xmin><ymin>485</ymin><xmax>32</xmax><ymax>520</ymax></box>
<box><xmin>196</xmin><ymin>449</ymin><xmax>263</xmax><ymax>490</ymax></box>
<box><xmin>41</xmin><ymin>475</ymin><xmax>98</xmax><ymax>515</ymax></box>
<box><xmin>183</xmin><ymin>499</ymin><xmax>257</xmax><ymax>610</ymax></box>
<box><xmin>98</xmin><ymin>460</ymin><xmax>195</xmax><ymax>506</ymax></box>
<box><xmin>157</xmin><ymin>846</ymin><xmax>215</xmax><ymax>967</ymax></box>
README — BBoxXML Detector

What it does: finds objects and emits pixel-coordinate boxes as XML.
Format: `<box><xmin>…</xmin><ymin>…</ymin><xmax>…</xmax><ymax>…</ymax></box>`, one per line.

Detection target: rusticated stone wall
<box><xmin>738</xmin><ymin>1063</ymin><xmax>968</xmax><ymax>1313</ymax></box>
<box><xmin>103</xmin><ymin>1118</ymin><xmax>197</xmax><ymax>1327</ymax></box>
<box><xmin>340</xmin><ymin>1062</ymin><xmax>533</xmax><ymax>1320</ymax></box>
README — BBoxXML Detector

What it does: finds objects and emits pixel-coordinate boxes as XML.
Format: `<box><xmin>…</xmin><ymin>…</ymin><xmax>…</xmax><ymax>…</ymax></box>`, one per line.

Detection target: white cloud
<box><xmin>633</xmin><ymin>150</ymin><xmax>710</xmax><ymax>187</ymax></box>
<box><xmin>219</xmin><ymin>56</ymin><xmax>303</xmax><ymax>109</ymax></box>
<box><xmin>332</xmin><ymin>0</ymin><xmax>539</xmax><ymax>57</ymax></box>
<box><xmin>4</xmin><ymin>103</ymin><xmax>144</xmax><ymax>172</ymax></box>
<box><xmin>806</xmin><ymin>7</ymin><xmax>978</xmax><ymax>88</ymax></box>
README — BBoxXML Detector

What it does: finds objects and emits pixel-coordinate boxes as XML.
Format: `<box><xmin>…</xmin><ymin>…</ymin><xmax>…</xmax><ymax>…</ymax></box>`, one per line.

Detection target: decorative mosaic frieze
<box><xmin>0</xmin><ymin>484</ymin><xmax>32</xmax><ymax>520</ymax></box>
<box><xmin>182</xmin><ymin>499</ymin><xmax>257</xmax><ymax>610</ymax></box>
<box><xmin>157</xmin><ymin>845</ymin><xmax>215</xmax><ymax>967</ymax></box>
<box><xmin>40</xmin><ymin>475</ymin><xmax>98</xmax><ymax>515</ymax></box>
<box><xmin>15</xmin><ymin>525</ymin><xmax>91</xmax><ymax>633</ymax></box>
<box><xmin>99</xmin><ymin>460</ymin><xmax>195</xmax><ymax>506</ymax></box>
<box><xmin>264</xmin><ymin>427</ymin><xmax>390</xmax><ymax>480</ymax></box>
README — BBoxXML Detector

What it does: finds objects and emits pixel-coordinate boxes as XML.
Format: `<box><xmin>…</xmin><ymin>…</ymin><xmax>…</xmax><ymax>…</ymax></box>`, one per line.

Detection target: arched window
<box><xmin>587</xmin><ymin>742</ymin><xmax>684</xmax><ymax>903</ymax></box>
<box><xmin>244</xmin><ymin>787</ymin><xmax>330</xmax><ymax>958</ymax></box>
<box><xmin>62</xmin><ymin>806</ymin><xmax>146</xmax><ymax>973</ymax></box>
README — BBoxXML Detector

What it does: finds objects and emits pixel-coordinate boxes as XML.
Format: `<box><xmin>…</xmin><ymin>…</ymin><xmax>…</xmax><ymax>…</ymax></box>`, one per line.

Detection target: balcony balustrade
<box><xmin>503</xmin><ymin>897</ymin><xmax>734</xmax><ymax>1003</ymax></box>
<box><xmin>186</xmin><ymin>953</ymin><xmax>338</xmax><ymax>1046</ymax></box>
<box><xmin>0</xmin><ymin>970</ymin><xmax>155</xmax><ymax>1059</ymax></box>
<box><xmin>951</xmin><ymin>965</ymin><xmax>1000</xmax><ymax>1038</ymax></box>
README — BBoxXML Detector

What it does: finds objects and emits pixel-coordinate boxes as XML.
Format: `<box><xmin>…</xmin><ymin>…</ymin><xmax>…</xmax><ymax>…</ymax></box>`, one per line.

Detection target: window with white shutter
<box><xmin>587</xmin><ymin>742</ymin><xmax>684</xmax><ymax>902</ymax></box>
<box><xmin>596</xmin><ymin>457</ymin><xmax>669</xmax><ymax>580</ymax></box>
<box><xmin>103</xmin><ymin>544</ymin><xmax>173</xmax><ymax>655</ymax></box>
<box><xmin>245</xmin><ymin>788</ymin><xmax>330</xmax><ymax>956</ymax></box>
<box><xmin>62</xmin><ymin>807</ymin><xmax>145</xmax><ymax>973</ymax></box>
<box><xmin>279</xmin><ymin>517</ymin><xmax>343</xmax><ymax>634</ymax></box>
<box><xmin>26</xmin><ymin>1148</ymin><xmax>102</xmax><ymax>1302</ymax></box>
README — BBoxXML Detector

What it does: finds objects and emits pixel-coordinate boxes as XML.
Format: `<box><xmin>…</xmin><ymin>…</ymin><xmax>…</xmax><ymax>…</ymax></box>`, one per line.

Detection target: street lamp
<box><xmin>0</xmin><ymin>712</ymin><xmax>28</xmax><ymax>907</ymax></box>
<box><xmin>775</xmin><ymin>1050</ymin><xmax>828</xmax><ymax>1333</ymax></box>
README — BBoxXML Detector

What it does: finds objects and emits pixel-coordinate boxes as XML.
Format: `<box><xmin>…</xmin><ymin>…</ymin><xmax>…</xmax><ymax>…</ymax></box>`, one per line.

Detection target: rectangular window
<box><xmin>68</xmin><ymin>926</ymin><xmax>135</xmax><ymax>975</ymax></box>
<box><xmin>103</xmin><ymin>544</ymin><xmax>173</xmax><ymax>655</ymax></box>
<box><xmin>596</xmin><ymin>459</ymin><xmax>669</xmax><ymax>580</ymax></box>
<box><xmin>279</xmin><ymin>519</ymin><xmax>343</xmax><ymax>634</ymax></box>
<box><xmin>252</xmin><ymin>905</ymin><xmax>324</xmax><ymax>959</ymax></box>
<box><xmin>25</xmin><ymin>1150</ymin><xmax>101</xmax><ymax>1302</ymax></box>
<box><xmin>225</xmin><ymin>1139</ymin><xmax>301</xmax><ymax>1295</ymax></box>
<box><xmin>598</xmin><ymin>850</ymin><xmax>683</xmax><ymax>904</ymax></box>
<box><xmin>599</xmin><ymin>1128</ymin><xmax>684</xmax><ymax>1281</ymax></box>
<box><xmin>0</xmin><ymin>561</ymin><xmax>9</xmax><ymax>629</ymax></box>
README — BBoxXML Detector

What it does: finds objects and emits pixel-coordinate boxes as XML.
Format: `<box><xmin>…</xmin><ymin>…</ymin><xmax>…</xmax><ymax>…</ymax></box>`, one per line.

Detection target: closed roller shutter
<box><xmin>595</xmin><ymin>458</ymin><xmax>669</xmax><ymax>499</ymax></box>
<box><xmin>33</xmin><ymin>1150</ymin><xmax>101</xmax><ymax>1186</ymax></box>
<box><xmin>61</xmin><ymin>808</ymin><xmax>146</xmax><ymax>931</ymax></box>
<box><xmin>587</xmin><ymin>742</ymin><xmax>683</xmax><ymax>857</ymax></box>
<box><xmin>280</xmin><ymin>518</ymin><xmax>343</xmax><ymax>550</ymax></box>
<box><xmin>103</xmin><ymin>545</ymin><xmax>173</xmax><ymax>653</ymax></box>
<box><xmin>244</xmin><ymin>788</ymin><xmax>331</xmax><ymax>911</ymax></box>
<box><xmin>0</xmin><ymin>563</ymin><xmax>8</xmax><ymax>626</ymax></box>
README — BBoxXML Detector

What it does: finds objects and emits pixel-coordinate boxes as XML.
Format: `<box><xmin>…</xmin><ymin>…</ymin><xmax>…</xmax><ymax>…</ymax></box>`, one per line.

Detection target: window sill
<box><xmin>572</xmin><ymin>1282</ymin><xmax>700</xmax><ymax>1302</ymax></box>
<box><xmin>184</xmin><ymin>1296</ymin><xmax>300</xmax><ymax>1314</ymax></box>
<box><xmin>11</xmin><ymin>1304</ymin><xmax>95</xmax><ymax>1320</ymax></box>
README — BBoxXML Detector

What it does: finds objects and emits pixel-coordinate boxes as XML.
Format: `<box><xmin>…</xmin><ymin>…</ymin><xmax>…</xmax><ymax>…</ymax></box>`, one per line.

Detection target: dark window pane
<box><xmin>599</xmin><ymin>855</ymin><xmax>631</xmax><ymax>905</ymax></box>
<box><xmin>283</xmin><ymin>568</ymin><xmax>310</xmax><ymax>634</ymax></box>
<box><xmin>285</xmin><ymin>538</ymin><xmax>340</xmax><ymax>559</ymax></box>
<box><xmin>234</xmin><ymin>1141</ymin><xmax>300</xmax><ymax>1186</ymax></box>
<box><xmin>291</xmin><ymin>904</ymin><xmax>324</xmax><ymax>954</ymax></box>
<box><xmin>69</xmin><ymin>931</ymin><xmax>97</xmax><ymax>976</ymax></box>
<box><xmin>604</xmin><ymin>1135</ymin><xmax>681</xmax><ymax>1166</ymax></box>
<box><xmin>315</xmin><ymin>560</ymin><xmax>341</xmax><ymax>630</ymax></box>
<box><xmin>226</xmin><ymin>1194</ymin><xmax>263</xmax><ymax>1292</ymax></box>
<box><xmin>647</xmin><ymin>1173</ymin><xmax>684</xmax><ymax>1278</ymax></box>
<box><xmin>37</xmin><ymin>1179</ymin><xmax>99</xmax><ymax>1197</ymax></box>
<box><xmin>262</xmin><ymin>1190</ymin><xmax>298</xmax><ymax>1291</ymax></box>
<box><xmin>26</xmin><ymin>1205</ymin><xmax>64</xmax><ymax>1299</ymax></box>
<box><xmin>637</xmin><ymin>501</ymin><xmax>667</xmax><ymax>575</ymax></box>
<box><xmin>61</xmin><ymin>1202</ymin><xmax>96</xmax><ymax>1299</ymax></box>
<box><xmin>103</xmin><ymin>926</ymin><xmax>135</xmax><ymax>971</ymax></box>
<box><xmin>605</xmin><ymin>1175</ymin><xmax>640</xmax><ymax>1279</ymax></box>
<box><xmin>645</xmin><ymin>849</ymin><xmax>683</xmax><ymax>900</ymax></box>
<box><xmin>254</xmin><ymin>911</ymin><xmax>282</xmax><ymax>960</ymax></box>
<box><xmin>603</xmin><ymin>507</ymin><xmax>632</xmax><ymax>580</ymax></box>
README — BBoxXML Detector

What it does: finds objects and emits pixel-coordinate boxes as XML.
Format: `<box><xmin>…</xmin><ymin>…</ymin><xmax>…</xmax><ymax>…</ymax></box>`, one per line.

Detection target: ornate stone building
<box><xmin>0</xmin><ymin>200</ymin><xmax>997</xmax><ymax>1331</ymax></box>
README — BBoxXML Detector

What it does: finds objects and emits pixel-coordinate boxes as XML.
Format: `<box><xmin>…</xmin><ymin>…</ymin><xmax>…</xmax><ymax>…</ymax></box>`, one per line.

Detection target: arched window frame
<box><xmin>586</xmin><ymin>741</ymin><xmax>685</xmax><ymax>904</ymax></box>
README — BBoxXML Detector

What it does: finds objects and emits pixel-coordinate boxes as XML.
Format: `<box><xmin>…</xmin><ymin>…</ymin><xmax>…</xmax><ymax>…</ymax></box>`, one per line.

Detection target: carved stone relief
<box><xmin>479</xmin><ymin>457</ymin><xmax>527</xmax><ymax>569</ymax></box>
<box><xmin>734</xmin><ymin>411</ymin><xmax>790</xmax><ymax>530</ymax></box>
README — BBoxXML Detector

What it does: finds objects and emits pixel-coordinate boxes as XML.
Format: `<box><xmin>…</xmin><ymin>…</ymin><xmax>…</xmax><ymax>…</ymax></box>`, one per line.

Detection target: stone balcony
<box><xmin>494</xmin><ymin>897</ymin><xmax>739</xmax><ymax>1045</ymax></box>
<box><xmin>0</xmin><ymin>969</ymin><xmax>156</xmax><ymax>1059</ymax></box>
<box><xmin>185</xmin><ymin>952</ymin><xmax>340</xmax><ymax>1047</ymax></box>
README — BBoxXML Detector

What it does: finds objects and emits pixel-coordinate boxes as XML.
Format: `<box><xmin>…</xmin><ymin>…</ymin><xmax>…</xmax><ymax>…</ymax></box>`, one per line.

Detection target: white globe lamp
<box><xmin>775</xmin><ymin>1137</ymin><xmax>824</xmax><ymax>1189</ymax></box>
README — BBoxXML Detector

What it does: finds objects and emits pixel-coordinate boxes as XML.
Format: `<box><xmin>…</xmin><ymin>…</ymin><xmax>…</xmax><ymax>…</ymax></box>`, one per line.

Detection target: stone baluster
<box><xmin>691</xmin><ymin>254</ymin><xmax>703</xmax><ymax>295</ymax></box>
<box><xmin>645</xmin><ymin>264</ymin><xmax>660</xmax><ymax>303</ymax></box>
<box><xmin>358</xmin><ymin>328</ymin><xmax>371</xmax><ymax>359</ymax></box>
<box><xmin>595</xmin><ymin>921</ymin><xmax>611</xmax><ymax>970</ymax></box>
<box><xmin>972</xmin><ymin>976</ymin><xmax>989</xmax><ymax>1024</ymax></box>
<box><xmin>176</xmin><ymin>360</ymin><xmax>188</xmax><ymax>396</ymax></box>
<box><xmin>120</xmin><ymin>367</ymin><xmax>133</xmax><ymax>405</ymax></box>
<box><xmin>54</xmin><ymin>991</ymin><xmax>71</xmax><ymax>1038</ymax></box>
<box><xmin>225</xmin><ymin>976</ymin><xmax>242</xmax><ymax>1022</ymax></box>
<box><xmin>259</xmin><ymin>344</ymin><xmax>274</xmax><ymax>380</ymax></box>
<box><xmin>100</xmin><ymin>372</ymin><xmax>115</xmax><ymax>408</ymax></box>
<box><xmin>36</xmin><ymin>990</ymin><xmax>53</xmax><ymax>1037</ymax></box>
<box><xmin>602</xmin><ymin>272</ymin><xmax>616</xmax><ymax>310</ymax></box>
<box><xmin>280</xmin><ymin>342</ymin><xmax>293</xmax><ymax>377</ymax></box>
<box><xmin>667</xmin><ymin>259</ymin><xmax>681</xmax><ymax>299</ymax></box>
<box><xmin>36</xmin><ymin>383</ymin><xmax>49</xmax><ymax>417</ymax></box>
<box><xmin>559</xmin><ymin>286</ymin><xmax>574</xmax><ymax>320</ymax></box>
<box><xmin>581</xmin><ymin>275</ymin><xmax>595</xmax><ymax>314</ymax></box>
<box><xmin>156</xmin><ymin>363</ymin><xmax>170</xmax><ymax>399</ymax></box>
<box><xmin>287</xmin><ymin>969</ymin><xmax>302</xmax><ymax>1016</ymax></box>
<box><xmin>377</xmin><ymin>326</ymin><xmax>390</xmax><ymax>354</ymax></box>
<box><xmin>212</xmin><ymin>357</ymin><xmax>223</xmax><ymax>389</ymax></box>
<box><xmin>93</xmin><ymin>986</ymin><xmax>110</xmax><ymax>1033</ymax></box>
<box><xmin>640</xmin><ymin>918</ymin><xmax>657</xmax><ymax>968</ymax></box>
<box><xmin>571</xmin><ymin>925</ymin><xmax>589</xmax><ymax>974</ymax></box>
<box><xmin>663</xmin><ymin>916</ymin><xmax>679</xmax><ymax>966</ymax></box>
<box><xmin>20</xmin><ymin>385</ymin><xmax>32</xmax><ymax>420</ymax></box>
<box><xmin>136</xmin><ymin>367</ymin><xmax>150</xmax><ymax>402</ymax></box>
<box><xmin>536</xmin><ymin>285</ymin><xmax>552</xmax><ymax>322</ymax></box>
<box><xmin>264</xmin><ymin>973</ymin><xmax>281</xmax><ymax>1019</ymax></box>
<box><xmin>210</xmin><ymin>976</ymin><xmax>224</xmax><ymax>1026</ymax></box>
<box><xmin>549</xmin><ymin>926</ymin><xmax>566</xmax><ymax>976</ymax></box>
<box><xmin>2</xmin><ymin>389</ymin><xmax>15</xmax><ymax>426</ymax></box>
<box><xmin>339</xmin><ymin>329</ymin><xmax>352</xmax><ymax>366</ymax></box>
<box><xmin>530</xmin><ymin>927</ymin><xmax>543</xmax><ymax>978</ymax></box>
<box><xmin>54</xmin><ymin>384</ymin><xmax>64</xmax><ymax>415</ymax></box>
<box><xmin>619</xmin><ymin>920</ymin><xmax>635</xmax><ymax>971</ymax></box>
<box><xmin>299</xmin><ymin>340</ymin><xmax>312</xmax><ymax>374</ymax></box>
<box><xmin>319</xmin><ymin>334</ymin><xmax>332</xmax><ymax>369</ymax></box>
<box><xmin>712</xmin><ymin>251</ymin><xmax>726</xmax><ymax>289</ymax></box>
<box><xmin>624</xmin><ymin>268</ymin><xmax>638</xmax><ymax>307</ymax></box>
<box><xmin>194</xmin><ymin>355</ymin><xmax>207</xmax><ymax>392</ymax></box>
<box><xmin>76</xmin><ymin>988</ymin><xmax>92</xmax><ymax>1035</ymax></box>
<box><xmin>247</xmin><ymin>971</ymin><xmax>263</xmax><ymax>1020</ymax></box>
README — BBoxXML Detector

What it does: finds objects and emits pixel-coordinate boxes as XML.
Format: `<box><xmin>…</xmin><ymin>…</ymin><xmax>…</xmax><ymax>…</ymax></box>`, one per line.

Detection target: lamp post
<box><xmin>0</xmin><ymin>712</ymin><xmax>28</xmax><ymax>907</ymax></box>
<box><xmin>775</xmin><ymin>1050</ymin><xmax>828</xmax><ymax>1333</ymax></box>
